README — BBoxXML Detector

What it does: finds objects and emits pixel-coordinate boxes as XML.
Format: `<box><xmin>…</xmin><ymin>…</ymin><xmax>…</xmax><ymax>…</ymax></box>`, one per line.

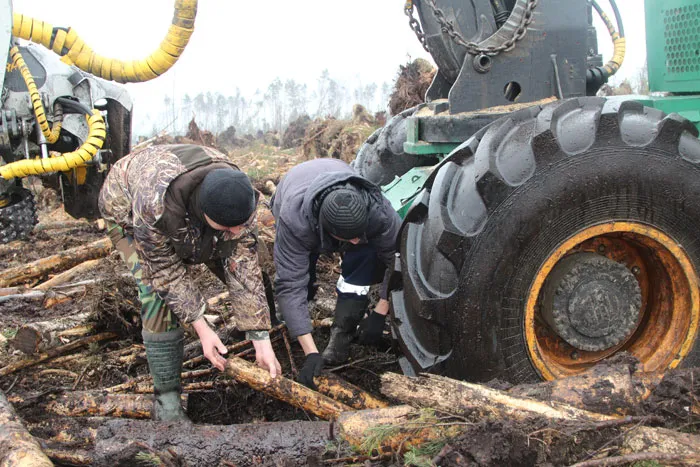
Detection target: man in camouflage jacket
<box><xmin>99</xmin><ymin>144</ymin><xmax>280</xmax><ymax>421</ymax></box>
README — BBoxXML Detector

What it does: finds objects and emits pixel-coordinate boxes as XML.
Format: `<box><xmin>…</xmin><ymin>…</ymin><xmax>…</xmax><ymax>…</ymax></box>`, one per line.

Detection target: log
<box><xmin>0</xmin><ymin>237</ymin><xmax>112</xmax><ymax>287</ymax></box>
<box><xmin>622</xmin><ymin>425</ymin><xmax>700</xmax><ymax>457</ymax></box>
<box><xmin>0</xmin><ymin>389</ymin><xmax>53</xmax><ymax>466</ymax></box>
<box><xmin>381</xmin><ymin>372</ymin><xmax>615</xmax><ymax>422</ymax></box>
<box><xmin>225</xmin><ymin>357</ymin><xmax>352</xmax><ymax>420</ymax></box>
<box><xmin>45</xmin><ymin>391</ymin><xmax>187</xmax><ymax>419</ymax></box>
<box><xmin>42</xmin><ymin>449</ymin><xmax>92</xmax><ymax>466</ymax></box>
<box><xmin>34</xmin><ymin>259</ymin><xmax>103</xmax><ymax>291</ymax></box>
<box><xmin>34</xmin><ymin>220</ymin><xmax>92</xmax><ymax>232</ymax></box>
<box><xmin>0</xmin><ymin>284</ymin><xmax>88</xmax><ymax>305</ymax></box>
<box><xmin>508</xmin><ymin>358</ymin><xmax>659</xmax><ymax>415</ymax></box>
<box><xmin>11</xmin><ymin>312</ymin><xmax>93</xmax><ymax>354</ymax></box>
<box><xmin>316</xmin><ymin>373</ymin><xmax>389</xmax><ymax>410</ymax></box>
<box><xmin>337</xmin><ymin>405</ymin><xmax>465</xmax><ymax>453</ymax></box>
<box><xmin>0</xmin><ymin>332</ymin><xmax>117</xmax><ymax>377</ymax></box>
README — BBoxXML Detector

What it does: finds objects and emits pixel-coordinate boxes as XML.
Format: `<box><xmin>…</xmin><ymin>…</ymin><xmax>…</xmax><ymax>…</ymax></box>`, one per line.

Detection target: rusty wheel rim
<box><xmin>525</xmin><ymin>222</ymin><xmax>700</xmax><ymax>380</ymax></box>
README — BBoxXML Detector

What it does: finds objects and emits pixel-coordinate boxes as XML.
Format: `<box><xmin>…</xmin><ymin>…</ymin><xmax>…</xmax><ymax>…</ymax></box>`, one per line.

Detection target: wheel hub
<box><xmin>541</xmin><ymin>252</ymin><xmax>642</xmax><ymax>352</ymax></box>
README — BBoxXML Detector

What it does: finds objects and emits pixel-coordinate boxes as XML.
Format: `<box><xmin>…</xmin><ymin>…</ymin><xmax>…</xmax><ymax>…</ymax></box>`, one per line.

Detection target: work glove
<box><xmin>357</xmin><ymin>312</ymin><xmax>387</xmax><ymax>346</ymax></box>
<box><xmin>298</xmin><ymin>352</ymin><xmax>323</xmax><ymax>390</ymax></box>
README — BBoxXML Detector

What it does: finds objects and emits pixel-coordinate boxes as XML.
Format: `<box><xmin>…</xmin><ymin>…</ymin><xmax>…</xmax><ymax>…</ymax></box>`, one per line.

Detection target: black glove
<box><xmin>298</xmin><ymin>352</ymin><xmax>324</xmax><ymax>390</ymax></box>
<box><xmin>357</xmin><ymin>312</ymin><xmax>387</xmax><ymax>346</ymax></box>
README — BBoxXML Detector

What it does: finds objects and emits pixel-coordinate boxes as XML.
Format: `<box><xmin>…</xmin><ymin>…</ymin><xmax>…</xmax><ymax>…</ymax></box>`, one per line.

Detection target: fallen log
<box><xmin>508</xmin><ymin>357</ymin><xmax>659</xmax><ymax>416</ymax></box>
<box><xmin>11</xmin><ymin>311</ymin><xmax>94</xmax><ymax>354</ymax></box>
<box><xmin>34</xmin><ymin>220</ymin><xmax>92</xmax><ymax>232</ymax></box>
<box><xmin>42</xmin><ymin>448</ymin><xmax>92</xmax><ymax>466</ymax></box>
<box><xmin>225</xmin><ymin>356</ymin><xmax>352</xmax><ymax>420</ymax></box>
<box><xmin>316</xmin><ymin>373</ymin><xmax>389</xmax><ymax>410</ymax></box>
<box><xmin>34</xmin><ymin>259</ymin><xmax>103</xmax><ymax>291</ymax></box>
<box><xmin>0</xmin><ymin>389</ymin><xmax>53</xmax><ymax>466</ymax></box>
<box><xmin>621</xmin><ymin>425</ymin><xmax>700</xmax><ymax>458</ymax></box>
<box><xmin>0</xmin><ymin>284</ymin><xmax>88</xmax><ymax>306</ymax></box>
<box><xmin>381</xmin><ymin>372</ymin><xmax>615</xmax><ymax>422</ymax></box>
<box><xmin>337</xmin><ymin>405</ymin><xmax>464</xmax><ymax>453</ymax></box>
<box><xmin>0</xmin><ymin>237</ymin><xmax>112</xmax><ymax>287</ymax></box>
<box><xmin>45</xmin><ymin>391</ymin><xmax>187</xmax><ymax>419</ymax></box>
<box><xmin>0</xmin><ymin>332</ymin><xmax>117</xmax><ymax>377</ymax></box>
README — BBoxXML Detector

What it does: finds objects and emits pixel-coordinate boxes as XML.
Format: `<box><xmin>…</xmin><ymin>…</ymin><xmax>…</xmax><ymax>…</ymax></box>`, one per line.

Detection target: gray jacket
<box><xmin>271</xmin><ymin>158</ymin><xmax>401</xmax><ymax>337</ymax></box>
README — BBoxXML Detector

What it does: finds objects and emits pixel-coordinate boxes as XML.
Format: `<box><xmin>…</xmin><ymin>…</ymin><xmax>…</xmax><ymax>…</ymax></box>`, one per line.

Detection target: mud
<box><xmin>93</xmin><ymin>419</ymin><xmax>332</xmax><ymax>466</ymax></box>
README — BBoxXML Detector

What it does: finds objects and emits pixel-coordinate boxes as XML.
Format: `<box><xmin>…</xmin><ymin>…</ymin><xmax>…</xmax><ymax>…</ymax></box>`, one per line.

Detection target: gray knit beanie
<box><xmin>319</xmin><ymin>184</ymin><xmax>369</xmax><ymax>240</ymax></box>
<box><xmin>199</xmin><ymin>169</ymin><xmax>255</xmax><ymax>227</ymax></box>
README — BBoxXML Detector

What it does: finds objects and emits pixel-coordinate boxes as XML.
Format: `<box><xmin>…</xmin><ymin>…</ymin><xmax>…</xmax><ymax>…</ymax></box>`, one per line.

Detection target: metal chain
<box><xmin>405</xmin><ymin>1</ymin><xmax>431</xmax><ymax>53</ymax></box>
<box><xmin>409</xmin><ymin>0</ymin><xmax>538</xmax><ymax>57</ymax></box>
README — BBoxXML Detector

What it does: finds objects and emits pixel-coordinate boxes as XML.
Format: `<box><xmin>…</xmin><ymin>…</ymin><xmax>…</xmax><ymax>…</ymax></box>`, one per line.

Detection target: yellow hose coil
<box><xmin>9</xmin><ymin>46</ymin><xmax>62</xmax><ymax>144</ymax></box>
<box><xmin>597</xmin><ymin>8</ymin><xmax>626</xmax><ymax>75</ymax></box>
<box><xmin>0</xmin><ymin>112</ymin><xmax>106</xmax><ymax>180</ymax></box>
<box><xmin>12</xmin><ymin>0</ymin><xmax>197</xmax><ymax>83</ymax></box>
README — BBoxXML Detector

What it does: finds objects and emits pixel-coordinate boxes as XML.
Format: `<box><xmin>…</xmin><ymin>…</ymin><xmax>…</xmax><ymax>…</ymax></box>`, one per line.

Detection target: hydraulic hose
<box><xmin>11</xmin><ymin>0</ymin><xmax>197</xmax><ymax>83</ymax></box>
<box><xmin>0</xmin><ymin>99</ymin><xmax>106</xmax><ymax>180</ymax></box>
<box><xmin>591</xmin><ymin>0</ymin><xmax>626</xmax><ymax>77</ymax></box>
<box><xmin>9</xmin><ymin>46</ymin><xmax>63</xmax><ymax>144</ymax></box>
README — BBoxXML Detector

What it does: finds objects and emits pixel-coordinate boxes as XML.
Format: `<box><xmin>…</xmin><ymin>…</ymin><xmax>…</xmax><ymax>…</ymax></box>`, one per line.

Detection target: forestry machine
<box><xmin>0</xmin><ymin>0</ymin><xmax>197</xmax><ymax>242</ymax></box>
<box><xmin>356</xmin><ymin>0</ymin><xmax>700</xmax><ymax>383</ymax></box>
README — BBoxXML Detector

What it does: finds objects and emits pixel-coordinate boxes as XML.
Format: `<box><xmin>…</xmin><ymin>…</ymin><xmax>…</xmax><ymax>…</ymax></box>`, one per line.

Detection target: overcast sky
<box><xmin>11</xmin><ymin>0</ymin><xmax>647</xmax><ymax>122</ymax></box>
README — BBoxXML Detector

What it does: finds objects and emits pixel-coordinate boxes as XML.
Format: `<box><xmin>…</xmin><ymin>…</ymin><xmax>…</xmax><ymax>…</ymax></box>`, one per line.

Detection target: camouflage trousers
<box><xmin>107</xmin><ymin>222</ymin><xmax>180</xmax><ymax>334</ymax></box>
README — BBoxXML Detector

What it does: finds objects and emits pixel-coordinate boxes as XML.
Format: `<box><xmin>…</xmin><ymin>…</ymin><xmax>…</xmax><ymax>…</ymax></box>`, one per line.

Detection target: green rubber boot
<box><xmin>142</xmin><ymin>328</ymin><xmax>189</xmax><ymax>422</ymax></box>
<box><xmin>322</xmin><ymin>298</ymin><xmax>368</xmax><ymax>365</ymax></box>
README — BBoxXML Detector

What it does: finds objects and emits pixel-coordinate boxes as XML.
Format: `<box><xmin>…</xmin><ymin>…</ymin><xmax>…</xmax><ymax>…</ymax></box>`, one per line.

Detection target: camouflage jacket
<box><xmin>98</xmin><ymin>144</ymin><xmax>271</xmax><ymax>331</ymax></box>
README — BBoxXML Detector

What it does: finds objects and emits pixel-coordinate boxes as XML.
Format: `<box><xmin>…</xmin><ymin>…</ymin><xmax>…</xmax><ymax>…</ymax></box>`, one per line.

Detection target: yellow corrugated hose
<box><xmin>9</xmin><ymin>46</ymin><xmax>62</xmax><ymax>144</ymax></box>
<box><xmin>0</xmin><ymin>112</ymin><xmax>106</xmax><ymax>179</ymax></box>
<box><xmin>596</xmin><ymin>7</ymin><xmax>626</xmax><ymax>76</ymax></box>
<box><xmin>12</xmin><ymin>0</ymin><xmax>197</xmax><ymax>83</ymax></box>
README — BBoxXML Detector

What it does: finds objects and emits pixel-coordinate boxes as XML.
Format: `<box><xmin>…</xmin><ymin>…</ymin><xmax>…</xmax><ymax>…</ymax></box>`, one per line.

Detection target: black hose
<box><xmin>55</xmin><ymin>97</ymin><xmax>95</xmax><ymax>117</ymax></box>
<box><xmin>608</xmin><ymin>0</ymin><xmax>624</xmax><ymax>38</ymax></box>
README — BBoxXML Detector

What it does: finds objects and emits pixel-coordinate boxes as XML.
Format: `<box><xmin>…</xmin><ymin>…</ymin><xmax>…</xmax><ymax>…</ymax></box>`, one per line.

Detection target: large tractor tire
<box><xmin>353</xmin><ymin>106</ymin><xmax>439</xmax><ymax>185</ymax></box>
<box><xmin>0</xmin><ymin>187</ymin><xmax>37</xmax><ymax>243</ymax></box>
<box><xmin>393</xmin><ymin>97</ymin><xmax>700</xmax><ymax>384</ymax></box>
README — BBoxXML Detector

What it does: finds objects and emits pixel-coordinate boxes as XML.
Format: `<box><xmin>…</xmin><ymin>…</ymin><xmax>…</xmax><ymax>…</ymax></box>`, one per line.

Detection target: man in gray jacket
<box><xmin>271</xmin><ymin>158</ymin><xmax>401</xmax><ymax>388</ymax></box>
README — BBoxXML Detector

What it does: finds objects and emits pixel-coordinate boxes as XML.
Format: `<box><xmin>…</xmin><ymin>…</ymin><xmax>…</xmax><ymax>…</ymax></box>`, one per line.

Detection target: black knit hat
<box><xmin>199</xmin><ymin>169</ymin><xmax>255</xmax><ymax>227</ymax></box>
<box><xmin>319</xmin><ymin>184</ymin><xmax>369</xmax><ymax>240</ymax></box>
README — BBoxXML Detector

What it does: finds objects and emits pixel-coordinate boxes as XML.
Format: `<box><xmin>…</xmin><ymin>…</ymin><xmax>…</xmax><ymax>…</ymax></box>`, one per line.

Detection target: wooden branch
<box><xmin>0</xmin><ymin>237</ymin><xmax>112</xmax><ymax>287</ymax></box>
<box><xmin>0</xmin><ymin>389</ymin><xmax>53</xmax><ymax>466</ymax></box>
<box><xmin>225</xmin><ymin>357</ymin><xmax>352</xmax><ymax>420</ymax></box>
<box><xmin>0</xmin><ymin>332</ymin><xmax>117</xmax><ymax>377</ymax></box>
<box><xmin>381</xmin><ymin>372</ymin><xmax>615</xmax><ymax>422</ymax></box>
<box><xmin>11</xmin><ymin>311</ymin><xmax>93</xmax><ymax>354</ymax></box>
<box><xmin>316</xmin><ymin>373</ymin><xmax>389</xmax><ymax>410</ymax></box>
<box><xmin>34</xmin><ymin>259</ymin><xmax>103</xmax><ymax>291</ymax></box>
<box><xmin>45</xmin><ymin>391</ymin><xmax>187</xmax><ymax>419</ymax></box>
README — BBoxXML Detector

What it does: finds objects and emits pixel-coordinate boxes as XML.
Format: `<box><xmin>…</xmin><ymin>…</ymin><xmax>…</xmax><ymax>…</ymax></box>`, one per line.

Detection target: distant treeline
<box><xmin>139</xmin><ymin>69</ymin><xmax>392</xmax><ymax>139</ymax></box>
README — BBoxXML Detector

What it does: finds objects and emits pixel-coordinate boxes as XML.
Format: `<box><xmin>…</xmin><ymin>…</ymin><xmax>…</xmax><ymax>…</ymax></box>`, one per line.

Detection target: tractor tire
<box><xmin>393</xmin><ymin>97</ymin><xmax>700</xmax><ymax>384</ymax></box>
<box><xmin>353</xmin><ymin>106</ymin><xmax>439</xmax><ymax>185</ymax></box>
<box><xmin>0</xmin><ymin>188</ymin><xmax>37</xmax><ymax>244</ymax></box>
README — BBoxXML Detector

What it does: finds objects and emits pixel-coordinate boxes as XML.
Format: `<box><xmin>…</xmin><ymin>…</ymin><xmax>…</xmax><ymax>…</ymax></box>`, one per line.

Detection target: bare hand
<box><xmin>374</xmin><ymin>298</ymin><xmax>390</xmax><ymax>316</ymax></box>
<box><xmin>252</xmin><ymin>339</ymin><xmax>282</xmax><ymax>377</ymax></box>
<box><xmin>192</xmin><ymin>318</ymin><xmax>228</xmax><ymax>371</ymax></box>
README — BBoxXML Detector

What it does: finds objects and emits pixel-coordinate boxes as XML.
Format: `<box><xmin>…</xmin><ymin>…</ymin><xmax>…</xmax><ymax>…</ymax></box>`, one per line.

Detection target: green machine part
<box><xmin>645</xmin><ymin>0</ymin><xmax>700</xmax><ymax>94</ymax></box>
<box><xmin>643</xmin><ymin>0</ymin><xmax>700</xmax><ymax>129</ymax></box>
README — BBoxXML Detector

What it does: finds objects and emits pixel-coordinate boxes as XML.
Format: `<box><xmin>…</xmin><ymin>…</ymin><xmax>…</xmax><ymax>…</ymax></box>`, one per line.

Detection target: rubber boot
<box><xmin>142</xmin><ymin>328</ymin><xmax>189</xmax><ymax>422</ymax></box>
<box><xmin>322</xmin><ymin>297</ymin><xmax>368</xmax><ymax>365</ymax></box>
